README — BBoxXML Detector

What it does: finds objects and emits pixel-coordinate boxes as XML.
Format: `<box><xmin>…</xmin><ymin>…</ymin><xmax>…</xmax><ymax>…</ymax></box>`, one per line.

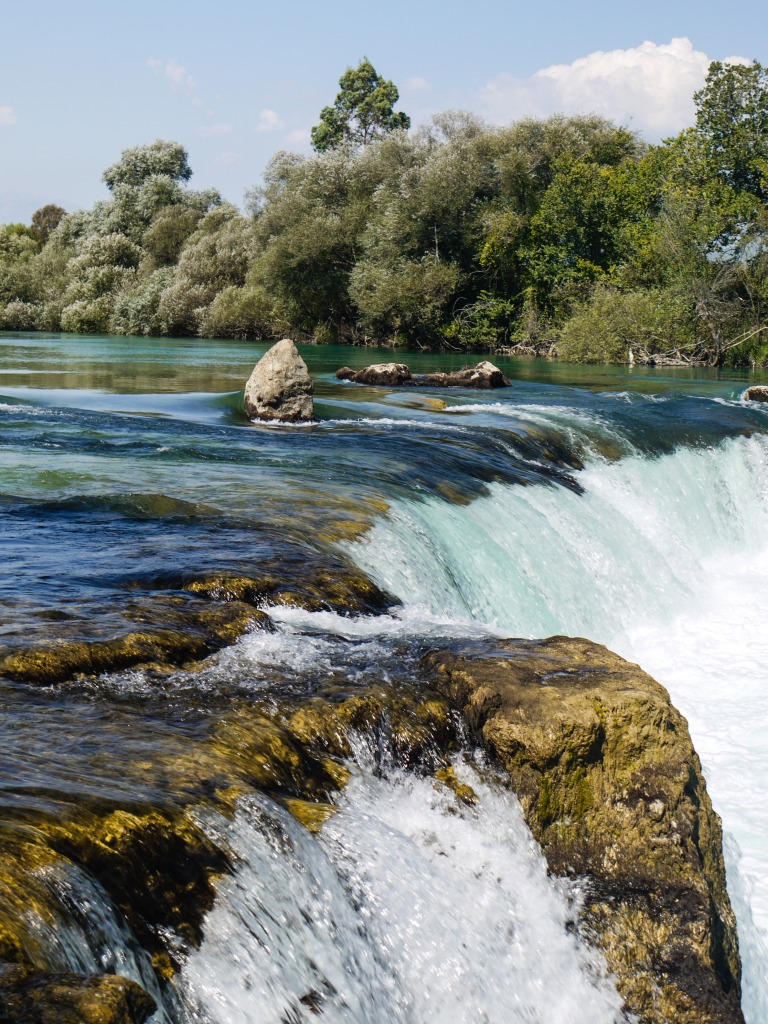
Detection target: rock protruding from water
<box><xmin>244</xmin><ymin>338</ymin><xmax>314</xmax><ymax>422</ymax></box>
<box><xmin>336</xmin><ymin>360</ymin><xmax>511</xmax><ymax>389</ymax></box>
<box><xmin>0</xmin><ymin>965</ymin><xmax>156</xmax><ymax>1024</ymax></box>
<box><xmin>744</xmin><ymin>385</ymin><xmax>768</xmax><ymax>402</ymax></box>
<box><xmin>423</xmin><ymin>636</ymin><xmax>744</xmax><ymax>1024</ymax></box>
<box><xmin>337</xmin><ymin>362</ymin><xmax>411</xmax><ymax>386</ymax></box>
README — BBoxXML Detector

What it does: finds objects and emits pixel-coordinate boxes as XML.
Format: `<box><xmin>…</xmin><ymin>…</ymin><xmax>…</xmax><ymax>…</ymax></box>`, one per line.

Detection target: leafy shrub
<box><xmin>557</xmin><ymin>286</ymin><xmax>693</xmax><ymax>363</ymax></box>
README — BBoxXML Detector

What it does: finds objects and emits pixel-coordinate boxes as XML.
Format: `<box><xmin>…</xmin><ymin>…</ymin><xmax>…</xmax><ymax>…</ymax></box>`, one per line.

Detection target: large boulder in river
<box><xmin>423</xmin><ymin>636</ymin><xmax>743</xmax><ymax>1024</ymax></box>
<box><xmin>743</xmin><ymin>385</ymin><xmax>768</xmax><ymax>402</ymax></box>
<box><xmin>244</xmin><ymin>338</ymin><xmax>314</xmax><ymax>422</ymax></box>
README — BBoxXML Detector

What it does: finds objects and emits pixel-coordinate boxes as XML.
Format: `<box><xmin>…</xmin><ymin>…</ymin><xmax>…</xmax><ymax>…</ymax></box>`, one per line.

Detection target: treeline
<box><xmin>1</xmin><ymin>60</ymin><xmax>767</xmax><ymax>365</ymax></box>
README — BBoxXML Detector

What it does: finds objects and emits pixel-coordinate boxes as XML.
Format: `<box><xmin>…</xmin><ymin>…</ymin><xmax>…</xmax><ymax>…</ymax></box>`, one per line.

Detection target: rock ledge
<box><xmin>423</xmin><ymin>635</ymin><xmax>743</xmax><ymax>1024</ymax></box>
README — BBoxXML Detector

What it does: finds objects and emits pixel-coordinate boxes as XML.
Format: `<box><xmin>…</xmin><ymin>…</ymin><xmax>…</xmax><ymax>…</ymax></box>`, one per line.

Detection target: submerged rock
<box><xmin>743</xmin><ymin>385</ymin><xmax>768</xmax><ymax>402</ymax></box>
<box><xmin>423</xmin><ymin>636</ymin><xmax>743</xmax><ymax>1024</ymax></box>
<box><xmin>0</xmin><ymin>965</ymin><xmax>155</xmax><ymax>1024</ymax></box>
<box><xmin>184</xmin><ymin>563</ymin><xmax>396</xmax><ymax>618</ymax></box>
<box><xmin>0</xmin><ymin>682</ymin><xmax>453</xmax><ymax>1000</ymax></box>
<box><xmin>336</xmin><ymin>359</ymin><xmax>511</xmax><ymax>389</ymax></box>
<box><xmin>0</xmin><ymin>619</ymin><xmax>742</xmax><ymax>1022</ymax></box>
<box><xmin>0</xmin><ymin>559</ymin><xmax>395</xmax><ymax>686</ymax></box>
<box><xmin>244</xmin><ymin>338</ymin><xmax>314</xmax><ymax>422</ymax></box>
<box><xmin>0</xmin><ymin>599</ymin><xmax>269</xmax><ymax>686</ymax></box>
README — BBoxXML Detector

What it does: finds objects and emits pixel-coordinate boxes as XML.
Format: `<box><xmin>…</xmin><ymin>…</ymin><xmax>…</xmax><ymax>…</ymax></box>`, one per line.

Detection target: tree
<box><xmin>311</xmin><ymin>59</ymin><xmax>410</xmax><ymax>152</ymax></box>
<box><xmin>694</xmin><ymin>60</ymin><xmax>768</xmax><ymax>201</ymax></box>
<box><xmin>30</xmin><ymin>204</ymin><xmax>66</xmax><ymax>246</ymax></box>
<box><xmin>103</xmin><ymin>139</ymin><xmax>192</xmax><ymax>191</ymax></box>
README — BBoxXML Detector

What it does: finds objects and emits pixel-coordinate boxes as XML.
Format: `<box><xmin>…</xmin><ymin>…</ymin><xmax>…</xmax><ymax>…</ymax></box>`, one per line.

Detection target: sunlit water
<box><xmin>178</xmin><ymin>760</ymin><xmax>624</xmax><ymax>1024</ymax></box>
<box><xmin>1</xmin><ymin>331</ymin><xmax>768</xmax><ymax>1021</ymax></box>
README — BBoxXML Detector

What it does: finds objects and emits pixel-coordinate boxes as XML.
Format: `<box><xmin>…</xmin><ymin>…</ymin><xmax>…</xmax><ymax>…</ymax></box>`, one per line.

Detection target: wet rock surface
<box><xmin>0</xmin><ymin>673</ymin><xmax>454</xmax><ymax>993</ymax></box>
<box><xmin>423</xmin><ymin>635</ymin><xmax>743</xmax><ymax>1024</ymax></box>
<box><xmin>0</xmin><ymin>561</ymin><xmax>396</xmax><ymax>686</ymax></box>
<box><xmin>743</xmin><ymin>385</ymin><xmax>768</xmax><ymax>402</ymax></box>
<box><xmin>336</xmin><ymin>359</ymin><xmax>511</xmax><ymax>388</ymax></box>
<box><xmin>0</xmin><ymin>621</ymin><xmax>745</xmax><ymax>1022</ymax></box>
<box><xmin>0</xmin><ymin>964</ymin><xmax>156</xmax><ymax>1024</ymax></box>
<box><xmin>244</xmin><ymin>338</ymin><xmax>314</xmax><ymax>422</ymax></box>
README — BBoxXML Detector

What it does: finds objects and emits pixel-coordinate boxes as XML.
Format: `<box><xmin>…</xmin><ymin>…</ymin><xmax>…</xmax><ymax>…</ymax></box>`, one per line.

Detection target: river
<box><xmin>1</xmin><ymin>332</ymin><xmax>767</xmax><ymax>1021</ymax></box>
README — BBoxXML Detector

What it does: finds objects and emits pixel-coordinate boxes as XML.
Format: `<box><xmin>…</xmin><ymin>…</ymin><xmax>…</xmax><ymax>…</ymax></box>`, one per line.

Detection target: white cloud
<box><xmin>147</xmin><ymin>57</ymin><xmax>197</xmax><ymax>97</ymax></box>
<box><xmin>479</xmin><ymin>38</ymin><xmax>750</xmax><ymax>139</ymax></box>
<box><xmin>256</xmin><ymin>108</ymin><xmax>284</xmax><ymax>133</ymax></box>
<box><xmin>0</xmin><ymin>105</ymin><xmax>17</xmax><ymax>126</ymax></box>
<box><xmin>285</xmin><ymin>128</ymin><xmax>310</xmax><ymax>144</ymax></box>
<box><xmin>198</xmin><ymin>122</ymin><xmax>232</xmax><ymax>137</ymax></box>
<box><xmin>216</xmin><ymin>150</ymin><xmax>239</xmax><ymax>167</ymax></box>
<box><xmin>402</xmin><ymin>76</ymin><xmax>431</xmax><ymax>95</ymax></box>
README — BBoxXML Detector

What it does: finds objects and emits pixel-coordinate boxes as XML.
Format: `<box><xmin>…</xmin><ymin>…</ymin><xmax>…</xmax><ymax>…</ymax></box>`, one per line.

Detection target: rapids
<box><xmin>1</xmin><ymin>332</ymin><xmax>768</xmax><ymax>1021</ymax></box>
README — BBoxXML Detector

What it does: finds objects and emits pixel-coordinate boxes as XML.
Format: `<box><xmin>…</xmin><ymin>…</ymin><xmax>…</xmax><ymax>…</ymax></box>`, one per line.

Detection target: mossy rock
<box><xmin>0</xmin><ymin>964</ymin><xmax>155</xmax><ymax>1024</ymax></box>
<box><xmin>0</xmin><ymin>600</ymin><xmax>268</xmax><ymax>686</ymax></box>
<box><xmin>184</xmin><ymin>562</ymin><xmax>396</xmax><ymax>617</ymax></box>
<box><xmin>0</xmin><ymin>674</ymin><xmax>459</xmax><ymax>1001</ymax></box>
<box><xmin>423</xmin><ymin>636</ymin><xmax>743</xmax><ymax>1024</ymax></box>
<box><xmin>281</xmin><ymin>687</ymin><xmax>454</xmax><ymax>767</ymax></box>
<box><xmin>33</xmin><ymin>808</ymin><xmax>228</xmax><ymax>964</ymax></box>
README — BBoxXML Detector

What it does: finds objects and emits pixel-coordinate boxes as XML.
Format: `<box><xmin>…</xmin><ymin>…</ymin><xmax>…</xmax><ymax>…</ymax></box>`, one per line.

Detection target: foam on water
<box><xmin>177</xmin><ymin>760</ymin><xmax>625</xmax><ymax>1024</ymax></box>
<box><xmin>346</xmin><ymin>431</ymin><xmax>768</xmax><ymax>1019</ymax></box>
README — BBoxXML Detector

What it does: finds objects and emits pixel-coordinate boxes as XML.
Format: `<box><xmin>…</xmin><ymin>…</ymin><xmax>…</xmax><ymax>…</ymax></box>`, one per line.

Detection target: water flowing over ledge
<box><xmin>346</xmin><ymin>431</ymin><xmax>768</xmax><ymax>1018</ymax></box>
<box><xmin>2</xmin><ymin>335</ymin><xmax>768</xmax><ymax>1021</ymax></box>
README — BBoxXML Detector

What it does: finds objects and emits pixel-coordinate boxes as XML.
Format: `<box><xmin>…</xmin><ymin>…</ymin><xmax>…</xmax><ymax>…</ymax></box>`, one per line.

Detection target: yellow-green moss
<box><xmin>424</xmin><ymin>636</ymin><xmax>743</xmax><ymax>1024</ymax></box>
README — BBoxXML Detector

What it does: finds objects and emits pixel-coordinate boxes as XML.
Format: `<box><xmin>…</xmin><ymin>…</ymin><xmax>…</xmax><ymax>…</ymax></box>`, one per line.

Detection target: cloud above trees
<box><xmin>147</xmin><ymin>58</ymin><xmax>197</xmax><ymax>98</ymax></box>
<box><xmin>479</xmin><ymin>37</ymin><xmax>750</xmax><ymax>138</ymax></box>
<box><xmin>256</xmin><ymin>109</ymin><xmax>284</xmax><ymax>133</ymax></box>
<box><xmin>0</xmin><ymin>106</ymin><xmax>17</xmax><ymax>126</ymax></box>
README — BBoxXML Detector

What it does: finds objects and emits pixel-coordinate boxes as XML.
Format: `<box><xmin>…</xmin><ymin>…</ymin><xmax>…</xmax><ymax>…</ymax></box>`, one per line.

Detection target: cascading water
<box><xmin>176</xmin><ymin>759</ymin><xmax>625</xmax><ymax>1024</ymax></box>
<box><xmin>346</xmin><ymin>421</ymin><xmax>768</xmax><ymax>1020</ymax></box>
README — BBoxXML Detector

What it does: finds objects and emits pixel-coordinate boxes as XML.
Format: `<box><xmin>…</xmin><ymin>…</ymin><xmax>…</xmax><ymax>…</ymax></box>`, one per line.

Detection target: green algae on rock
<box><xmin>0</xmin><ymin>620</ymin><xmax>743</xmax><ymax>1023</ymax></box>
<box><xmin>0</xmin><ymin>680</ymin><xmax>455</xmax><ymax>1004</ymax></box>
<box><xmin>183</xmin><ymin>562</ymin><xmax>397</xmax><ymax>617</ymax></box>
<box><xmin>0</xmin><ymin>599</ymin><xmax>269</xmax><ymax>686</ymax></box>
<box><xmin>423</xmin><ymin>635</ymin><xmax>743</xmax><ymax>1024</ymax></box>
<box><xmin>0</xmin><ymin>964</ymin><xmax>156</xmax><ymax>1024</ymax></box>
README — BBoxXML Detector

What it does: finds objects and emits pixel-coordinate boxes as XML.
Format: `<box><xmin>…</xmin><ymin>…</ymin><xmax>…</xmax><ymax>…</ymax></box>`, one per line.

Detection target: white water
<box><xmin>177</xmin><ymin>759</ymin><xmax>625</xmax><ymax>1024</ymax></box>
<box><xmin>348</xmin><ymin>432</ymin><xmax>768</xmax><ymax>1020</ymax></box>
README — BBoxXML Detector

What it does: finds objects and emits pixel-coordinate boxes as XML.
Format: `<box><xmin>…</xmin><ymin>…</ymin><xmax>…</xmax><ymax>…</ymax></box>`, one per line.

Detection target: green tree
<box><xmin>557</xmin><ymin>285</ymin><xmax>692</xmax><ymax>364</ymax></box>
<box><xmin>142</xmin><ymin>205</ymin><xmax>202</xmax><ymax>266</ymax></box>
<box><xmin>694</xmin><ymin>60</ymin><xmax>768</xmax><ymax>201</ymax></box>
<box><xmin>311</xmin><ymin>59</ymin><xmax>410</xmax><ymax>152</ymax></box>
<box><xmin>30</xmin><ymin>204</ymin><xmax>66</xmax><ymax>246</ymax></box>
<box><xmin>103</xmin><ymin>140</ymin><xmax>192</xmax><ymax>190</ymax></box>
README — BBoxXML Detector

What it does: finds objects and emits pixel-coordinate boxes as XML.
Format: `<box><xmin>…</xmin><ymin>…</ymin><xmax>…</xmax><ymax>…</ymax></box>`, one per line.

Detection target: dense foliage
<box><xmin>2</xmin><ymin>61</ymin><xmax>767</xmax><ymax>364</ymax></box>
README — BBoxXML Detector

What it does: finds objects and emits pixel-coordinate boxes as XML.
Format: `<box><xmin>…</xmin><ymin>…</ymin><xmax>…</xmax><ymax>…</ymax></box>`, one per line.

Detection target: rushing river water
<box><xmin>1</xmin><ymin>332</ymin><xmax>768</xmax><ymax>1021</ymax></box>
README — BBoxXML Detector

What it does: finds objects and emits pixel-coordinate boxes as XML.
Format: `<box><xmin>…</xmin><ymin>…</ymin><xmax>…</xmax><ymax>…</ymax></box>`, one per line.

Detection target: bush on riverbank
<box><xmin>1</xmin><ymin>61</ymin><xmax>767</xmax><ymax>365</ymax></box>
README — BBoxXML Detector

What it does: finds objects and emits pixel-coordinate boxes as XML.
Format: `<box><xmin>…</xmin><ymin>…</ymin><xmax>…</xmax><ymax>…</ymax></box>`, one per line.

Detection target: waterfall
<box><xmin>346</xmin><ymin>430</ymin><xmax>768</xmax><ymax>1019</ymax></box>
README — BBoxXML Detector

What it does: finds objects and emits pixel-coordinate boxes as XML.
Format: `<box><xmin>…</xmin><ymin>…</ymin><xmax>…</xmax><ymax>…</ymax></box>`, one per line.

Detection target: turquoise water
<box><xmin>2</xmin><ymin>331</ymin><xmax>768</xmax><ymax>1021</ymax></box>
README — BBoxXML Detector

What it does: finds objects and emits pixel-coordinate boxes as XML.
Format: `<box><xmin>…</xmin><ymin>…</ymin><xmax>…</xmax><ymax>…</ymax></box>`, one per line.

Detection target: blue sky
<box><xmin>1</xmin><ymin>0</ymin><xmax>765</xmax><ymax>222</ymax></box>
